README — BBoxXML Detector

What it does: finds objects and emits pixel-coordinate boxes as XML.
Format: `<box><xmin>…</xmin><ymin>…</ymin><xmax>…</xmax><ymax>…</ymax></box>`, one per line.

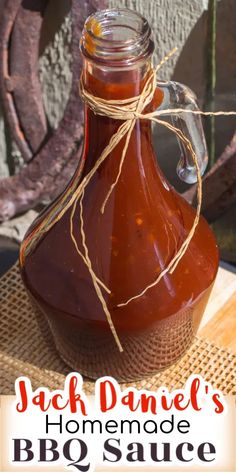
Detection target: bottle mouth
<box><xmin>80</xmin><ymin>8</ymin><xmax>154</xmax><ymax>68</ymax></box>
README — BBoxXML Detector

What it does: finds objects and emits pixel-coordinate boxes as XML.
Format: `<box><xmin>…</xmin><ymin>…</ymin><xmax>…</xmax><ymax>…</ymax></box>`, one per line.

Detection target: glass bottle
<box><xmin>20</xmin><ymin>9</ymin><xmax>219</xmax><ymax>381</ymax></box>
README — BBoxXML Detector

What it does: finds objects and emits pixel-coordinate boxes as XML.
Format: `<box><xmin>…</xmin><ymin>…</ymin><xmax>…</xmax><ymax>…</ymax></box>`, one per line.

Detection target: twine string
<box><xmin>19</xmin><ymin>48</ymin><xmax>236</xmax><ymax>352</ymax></box>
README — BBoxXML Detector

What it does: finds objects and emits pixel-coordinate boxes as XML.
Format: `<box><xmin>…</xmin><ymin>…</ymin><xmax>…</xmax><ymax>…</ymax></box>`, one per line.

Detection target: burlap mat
<box><xmin>0</xmin><ymin>264</ymin><xmax>235</xmax><ymax>395</ymax></box>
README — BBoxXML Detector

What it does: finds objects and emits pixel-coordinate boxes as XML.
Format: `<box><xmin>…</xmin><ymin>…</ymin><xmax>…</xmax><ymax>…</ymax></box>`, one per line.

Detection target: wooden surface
<box><xmin>199</xmin><ymin>263</ymin><xmax>236</xmax><ymax>352</ymax></box>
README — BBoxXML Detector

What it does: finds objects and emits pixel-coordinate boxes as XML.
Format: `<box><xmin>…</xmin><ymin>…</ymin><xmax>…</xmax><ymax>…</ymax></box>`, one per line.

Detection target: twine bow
<box><xmin>20</xmin><ymin>48</ymin><xmax>236</xmax><ymax>353</ymax></box>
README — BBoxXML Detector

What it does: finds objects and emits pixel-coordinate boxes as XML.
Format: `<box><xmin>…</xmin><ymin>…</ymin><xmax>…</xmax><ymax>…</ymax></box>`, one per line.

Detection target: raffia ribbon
<box><xmin>20</xmin><ymin>49</ymin><xmax>236</xmax><ymax>352</ymax></box>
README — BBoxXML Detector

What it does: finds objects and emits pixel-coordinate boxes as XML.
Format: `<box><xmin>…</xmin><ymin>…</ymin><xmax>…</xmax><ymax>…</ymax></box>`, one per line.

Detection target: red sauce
<box><xmin>21</xmin><ymin>66</ymin><xmax>219</xmax><ymax>381</ymax></box>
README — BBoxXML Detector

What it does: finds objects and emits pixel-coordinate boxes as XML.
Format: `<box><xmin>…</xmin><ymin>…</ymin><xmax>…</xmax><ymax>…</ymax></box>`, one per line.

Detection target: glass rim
<box><xmin>80</xmin><ymin>8</ymin><xmax>154</xmax><ymax>68</ymax></box>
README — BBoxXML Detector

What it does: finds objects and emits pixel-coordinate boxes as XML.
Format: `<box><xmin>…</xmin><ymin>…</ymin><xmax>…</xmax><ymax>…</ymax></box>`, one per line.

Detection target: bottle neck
<box><xmin>81</xmin><ymin>59</ymin><xmax>153</xmax><ymax>170</ymax></box>
<box><xmin>79</xmin><ymin>8</ymin><xmax>155</xmax><ymax>169</ymax></box>
<box><xmin>83</xmin><ymin>59</ymin><xmax>152</xmax><ymax>99</ymax></box>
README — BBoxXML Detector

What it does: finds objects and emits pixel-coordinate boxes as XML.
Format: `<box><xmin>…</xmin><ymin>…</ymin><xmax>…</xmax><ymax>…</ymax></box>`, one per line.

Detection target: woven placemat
<box><xmin>0</xmin><ymin>264</ymin><xmax>235</xmax><ymax>395</ymax></box>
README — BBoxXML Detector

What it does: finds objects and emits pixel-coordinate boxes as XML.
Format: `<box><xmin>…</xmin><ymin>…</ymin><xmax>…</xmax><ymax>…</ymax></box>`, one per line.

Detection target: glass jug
<box><xmin>20</xmin><ymin>9</ymin><xmax>219</xmax><ymax>381</ymax></box>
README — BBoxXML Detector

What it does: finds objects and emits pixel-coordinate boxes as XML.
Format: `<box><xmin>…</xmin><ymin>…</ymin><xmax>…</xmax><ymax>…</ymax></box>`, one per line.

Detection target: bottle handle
<box><xmin>156</xmin><ymin>81</ymin><xmax>208</xmax><ymax>184</ymax></box>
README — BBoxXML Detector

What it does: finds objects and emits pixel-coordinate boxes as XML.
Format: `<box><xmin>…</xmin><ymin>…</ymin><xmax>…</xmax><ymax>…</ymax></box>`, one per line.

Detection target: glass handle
<box><xmin>156</xmin><ymin>81</ymin><xmax>208</xmax><ymax>184</ymax></box>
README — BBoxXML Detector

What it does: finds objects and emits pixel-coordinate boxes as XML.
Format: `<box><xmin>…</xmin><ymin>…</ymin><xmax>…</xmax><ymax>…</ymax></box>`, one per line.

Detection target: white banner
<box><xmin>0</xmin><ymin>374</ymin><xmax>235</xmax><ymax>472</ymax></box>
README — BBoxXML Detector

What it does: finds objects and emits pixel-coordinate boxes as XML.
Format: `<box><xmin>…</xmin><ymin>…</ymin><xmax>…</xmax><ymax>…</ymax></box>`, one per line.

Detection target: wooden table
<box><xmin>200</xmin><ymin>263</ymin><xmax>236</xmax><ymax>353</ymax></box>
